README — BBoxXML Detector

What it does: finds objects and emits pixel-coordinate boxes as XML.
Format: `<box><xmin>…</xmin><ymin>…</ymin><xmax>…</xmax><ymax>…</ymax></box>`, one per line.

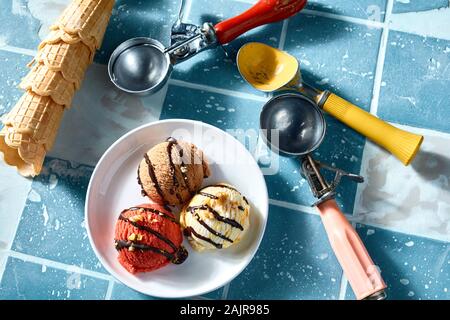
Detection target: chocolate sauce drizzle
<box><xmin>184</xmin><ymin>227</ymin><xmax>222</xmax><ymax>249</ymax></box>
<box><xmin>166</xmin><ymin>138</ymin><xmax>184</xmax><ymax>203</ymax></box>
<box><xmin>119</xmin><ymin>213</ymin><xmax>178</xmax><ymax>251</ymax></box>
<box><xmin>199</xmin><ymin>191</ymin><xmax>219</xmax><ymax>199</ymax></box>
<box><xmin>116</xmin><ymin>212</ymin><xmax>187</xmax><ymax>264</ymax></box>
<box><xmin>124</xmin><ymin>206</ymin><xmax>178</xmax><ymax>224</ymax></box>
<box><xmin>114</xmin><ymin>240</ymin><xmax>187</xmax><ymax>264</ymax></box>
<box><xmin>144</xmin><ymin>153</ymin><xmax>167</xmax><ymax>204</ymax></box>
<box><xmin>188</xmin><ymin>205</ymin><xmax>243</xmax><ymax>230</ymax></box>
<box><xmin>193</xmin><ymin>212</ymin><xmax>233</xmax><ymax>243</ymax></box>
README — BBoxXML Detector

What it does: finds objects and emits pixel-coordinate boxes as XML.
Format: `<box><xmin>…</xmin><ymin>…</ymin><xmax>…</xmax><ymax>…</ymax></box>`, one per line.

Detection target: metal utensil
<box><xmin>108</xmin><ymin>0</ymin><xmax>307</xmax><ymax>95</ymax></box>
<box><xmin>260</xmin><ymin>93</ymin><xmax>387</xmax><ymax>300</ymax></box>
<box><xmin>238</xmin><ymin>42</ymin><xmax>424</xmax><ymax>166</ymax></box>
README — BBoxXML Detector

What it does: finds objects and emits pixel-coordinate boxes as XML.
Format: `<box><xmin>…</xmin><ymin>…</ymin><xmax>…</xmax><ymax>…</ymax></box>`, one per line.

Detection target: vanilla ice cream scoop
<box><xmin>180</xmin><ymin>184</ymin><xmax>250</xmax><ymax>251</ymax></box>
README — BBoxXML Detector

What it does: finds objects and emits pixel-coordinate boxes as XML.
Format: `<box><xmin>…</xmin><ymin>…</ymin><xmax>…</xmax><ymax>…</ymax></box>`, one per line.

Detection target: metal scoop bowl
<box><xmin>108</xmin><ymin>0</ymin><xmax>307</xmax><ymax>96</ymax></box>
<box><xmin>260</xmin><ymin>93</ymin><xmax>387</xmax><ymax>300</ymax></box>
<box><xmin>239</xmin><ymin>42</ymin><xmax>424</xmax><ymax>166</ymax></box>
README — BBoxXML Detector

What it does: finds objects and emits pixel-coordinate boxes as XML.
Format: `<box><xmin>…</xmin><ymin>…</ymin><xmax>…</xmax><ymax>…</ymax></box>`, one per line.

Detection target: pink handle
<box><xmin>316</xmin><ymin>199</ymin><xmax>386</xmax><ymax>300</ymax></box>
<box><xmin>214</xmin><ymin>0</ymin><xmax>307</xmax><ymax>45</ymax></box>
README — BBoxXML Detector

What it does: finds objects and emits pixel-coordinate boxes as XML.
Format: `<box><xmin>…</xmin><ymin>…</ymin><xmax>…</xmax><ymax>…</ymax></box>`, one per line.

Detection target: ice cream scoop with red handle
<box><xmin>214</xmin><ymin>0</ymin><xmax>307</xmax><ymax>45</ymax></box>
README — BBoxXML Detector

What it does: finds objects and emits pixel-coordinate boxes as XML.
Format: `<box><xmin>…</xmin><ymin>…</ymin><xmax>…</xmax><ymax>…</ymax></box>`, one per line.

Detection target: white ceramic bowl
<box><xmin>85</xmin><ymin>119</ymin><xmax>268</xmax><ymax>298</ymax></box>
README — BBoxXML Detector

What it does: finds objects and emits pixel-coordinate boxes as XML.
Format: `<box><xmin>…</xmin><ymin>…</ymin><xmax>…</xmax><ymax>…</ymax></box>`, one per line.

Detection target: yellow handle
<box><xmin>322</xmin><ymin>93</ymin><xmax>423</xmax><ymax>166</ymax></box>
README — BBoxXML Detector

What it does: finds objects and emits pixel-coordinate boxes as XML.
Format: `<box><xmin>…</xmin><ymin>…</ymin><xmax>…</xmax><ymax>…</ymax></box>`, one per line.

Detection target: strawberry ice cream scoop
<box><xmin>114</xmin><ymin>203</ymin><xmax>188</xmax><ymax>274</ymax></box>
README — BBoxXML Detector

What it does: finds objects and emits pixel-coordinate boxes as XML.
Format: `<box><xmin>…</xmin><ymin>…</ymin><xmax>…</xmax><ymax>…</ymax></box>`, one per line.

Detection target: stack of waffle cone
<box><xmin>0</xmin><ymin>0</ymin><xmax>114</xmax><ymax>177</ymax></box>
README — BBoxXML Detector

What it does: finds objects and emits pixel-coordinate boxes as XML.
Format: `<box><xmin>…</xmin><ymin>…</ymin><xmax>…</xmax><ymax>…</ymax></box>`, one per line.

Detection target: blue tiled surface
<box><xmin>228</xmin><ymin>205</ymin><xmax>342</xmax><ymax>299</ymax></box>
<box><xmin>0</xmin><ymin>0</ymin><xmax>42</xmax><ymax>50</ymax></box>
<box><xmin>0</xmin><ymin>51</ymin><xmax>29</xmax><ymax>117</ymax></box>
<box><xmin>285</xmin><ymin>14</ymin><xmax>381</xmax><ymax>109</ymax></box>
<box><xmin>392</xmin><ymin>0</ymin><xmax>449</xmax><ymax>14</ymax></box>
<box><xmin>11</xmin><ymin>158</ymin><xmax>105</xmax><ymax>273</ymax></box>
<box><xmin>377</xmin><ymin>31</ymin><xmax>450</xmax><ymax>133</ymax></box>
<box><xmin>170</xmin><ymin>0</ymin><xmax>282</xmax><ymax>95</ymax></box>
<box><xmin>0</xmin><ymin>257</ymin><xmax>109</xmax><ymax>300</ymax></box>
<box><xmin>346</xmin><ymin>225</ymin><xmax>450</xmax><ymax>300</ymax></box>
<box><xmin>306</xmin><ymin>0</ymin><xmax>387</xmax><ymax>21</ymax></box>
<box><xmin>0</xmin><ymin>0</ymin><xmax>449</xmax><ymax>301</ymax></box>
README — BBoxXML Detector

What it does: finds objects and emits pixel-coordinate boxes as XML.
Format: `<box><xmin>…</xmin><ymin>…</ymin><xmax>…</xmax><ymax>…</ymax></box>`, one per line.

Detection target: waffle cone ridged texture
<box><xmin>0</xmin><ymin>0</ymin><xmax>115</xmax><ymax>177</ymax></box>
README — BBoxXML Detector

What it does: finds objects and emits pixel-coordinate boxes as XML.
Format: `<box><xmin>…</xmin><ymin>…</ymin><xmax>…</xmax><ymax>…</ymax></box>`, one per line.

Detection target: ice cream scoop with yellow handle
<box><xmin>237</xmin><ymin>42</ymin><xmax>423</xmax><ymax>166</ymax></box>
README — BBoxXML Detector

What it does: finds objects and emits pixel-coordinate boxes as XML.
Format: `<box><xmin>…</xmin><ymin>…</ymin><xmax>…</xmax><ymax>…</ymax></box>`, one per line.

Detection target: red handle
<box><xmin>316</xmin><ymin>199</ymin><xmax>386</xmax><ymax>300</ymax></box>
<box><xmin>214</xmin><ymin>0</ymin><xmax>307</xmax><ymax>45</ymax></box>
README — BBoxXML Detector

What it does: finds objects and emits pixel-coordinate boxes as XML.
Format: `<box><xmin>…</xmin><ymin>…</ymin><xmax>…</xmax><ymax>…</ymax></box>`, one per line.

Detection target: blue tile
<box><xmin>110</xmin><ymin>282</ymin><xmax>157</xmax><ymax>300</ymax></box>
<box><xmin>161</xmin><ymin>85</ymin><xmax>364</xmax><ymax>213</ymax></box>
<box><xmin>170</xmin><ymin>0</ymin><xmax>282</xmax><ymax>95</ymax></box>
<box><xmin>392</xmin><ymin>0</ymin><xmax>448</xmax><ymax>14</ymax></box>
<box><xmin>345</xmin><ymin>225</ymin><xmax>450</xmax><ymax>300</ymax></box>
<box><xmin>95</xmin><ymin>0</ymin><xmax>181</xmax><ymax>64</ymax></box>
<box><xmin>11</xmin><ymin>158</ymin><xmax>105</xmax><ymax>273</ymax></box>
<box><xmin>306</xmin><ymin>0</ymin><xmax>387</xmax><ymax>21</ymax></box>
<box><xmin>285</xmin><ymin>14</ymin><xmax>381</xmax><ymax>109</ymax></box>
<box><xmin>227</xmin><ymin>205</ymin><xmax>343</xmax><ymax>299</ymax></box>
<box><xmin>110</xmin><ymin>281</ymin><xmax>223</xmax><ymax>300</ymax></box>
<box><xmin>0</xmin><ymin>0</ymin><xmax>42</xmax><ymax>50</ymax></box>
<box><xmin>0</xmin><ymin>257</ymin><xmax>108</xmax><ymax>300</ymax></box>
<box><xmin>377</xmin><ymin>31</ymin><xmax>450</xmax><ymax>133</ymax></box>
<box><xmin>0</xmin><ymin>51</ymin><xmax>30</xmax><ymax>117</ymax></box>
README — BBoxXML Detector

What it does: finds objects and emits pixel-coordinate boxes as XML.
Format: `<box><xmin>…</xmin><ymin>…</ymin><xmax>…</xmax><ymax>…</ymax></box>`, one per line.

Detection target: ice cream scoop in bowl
<box><xmin>260</xmin><ymin>93</ymin><xmax>387</xmax><ymax>300</ymax></box>
<box><xmin>238</xmin><ymin>42</ymin><xmax>424</xmax><ymax>166</ymax></box>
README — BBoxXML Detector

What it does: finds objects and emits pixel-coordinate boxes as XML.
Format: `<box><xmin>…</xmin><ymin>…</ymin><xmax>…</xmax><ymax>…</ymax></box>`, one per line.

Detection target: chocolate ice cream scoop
<box><xmin>138</xmin><ymin>138</ymin><xmax>210</xmax><ymax>206</ymax></box>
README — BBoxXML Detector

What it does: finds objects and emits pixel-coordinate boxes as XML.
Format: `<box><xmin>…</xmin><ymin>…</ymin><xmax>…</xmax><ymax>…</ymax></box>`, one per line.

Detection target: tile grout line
<box><xmin>7</xmin><ymin>250</ymin><xmax>113</xmax><ymax>281</ymax></box>
<box><xmin>278</xmin><ymin>19</ymin><xmax>289</xmax><ymax>50</ymax></box>
<box><xmin>269</xmin><ymin>198</ymin><xmax>450</xmax><ymax>243</ymax></box>
<box><xmin>168</xmin><ymin>78</ymin><xmax>268</xmax><ymax>102</ymax></box>
<box><xmin>221</xmin><ymin>283</ymin><xmax>230</xmax><ymax>300</ymax></box>
<box><xmin>0</xmin><ymin>45</ymin><xmax>37</xmax><ymax>57</ymax></box>
<box><xmin>368</xmin><ymin>0</ymin><xmax>393</xmax><ymax>115</ymax></box>
<box><xmin>338</xmin><ymin>273</ymin><xmax>349</xmax><ymax>300</ymax></box>
<box><xmin>105</xmin><ymin>279</ymin><xmax>115</xmax><ymax>300</ymax></box>
<box><xmin>299</xmin><ymin>9</ymin><xmax>385</xmax><ymax>29</ymax></box>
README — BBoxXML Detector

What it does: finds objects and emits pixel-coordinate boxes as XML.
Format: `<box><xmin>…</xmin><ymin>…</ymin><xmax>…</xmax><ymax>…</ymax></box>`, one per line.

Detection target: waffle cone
<box><xmin>40</xmin><ymin>28</ymin><xmax>97</xmax><ymax>53</ymax></box>
<box><xmin>19</xmin><ymin>63</ymin><xmax>75</xmax><ymax>107</ymax></box>
<box><xmin>0</xmin><ymin>92</ymin><xmax>64</xmax><ymax>177</ymax></box>
<box><xmin>35</xmin><ymin>41</ymin><xmax>92</xmax><ymax>89</ymax></box>
<box><xmin>53</xmin><ymin>0</ymin><xmax>114</xmax><ymax>48</ymax></box>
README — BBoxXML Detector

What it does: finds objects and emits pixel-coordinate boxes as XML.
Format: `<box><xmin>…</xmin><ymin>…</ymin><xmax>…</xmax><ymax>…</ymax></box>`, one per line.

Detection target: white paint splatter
<box><xmin>28</xmin><ymin>189</ymin><xmax>41</xmax><ymax>202</ymax></box>
<box><xmin>66</xmin><ymin>273</ymin><xmax>81</xmax><ymax>290</ymax></box>
<box><xmin>318</xmin><ymin>253</ymin><xmax>329</xmax><ymax>260</ymax></box>
<box><xmin>42</xmin><ymin>205</ymin><xmax>49</xmax><ymax>226</ymax></box>
<box><xmin>41</xmin><ymin>265</ymin><xmax>47</xmax><ymax>273</ymax></box>
<box><xmin>396</xmin><ymin>0</ymin><xmax>410</xmax><ymax>3</ymax></box>
<box><xmin>316</xmin><ymin>78</ymin><xmax>329</xmax><ymax>85</ymax></box>
<box><xmin>408</xmin><ymin>291</ymin><xmax>415</xmax><ymax>297</ymax></box>
<box><xmin>405</xmin><ymin>241</ymin><xmax>414</xmax><ymax>247</ymax></box>
<box><xmin>49</xmin><ymin>174</ymin><xmax>58</xmax><ymax>189</ymax></box>
<box><xmin>367</xmin><ymin>229</ymin><xmax>375</xmax><ymax>236</ymax></box>
<box><xmin>444</xmin><ymin>47</ymin><xmax>450</xmax><ymax>53</ymax></box>
<box><xmin>290</xmin><ymin>185</ymin><xmax>299</xmax><ymax>192</ymax></box>
<box><xmin>400</xmin><ymin>278</ymin><xmax>410</xmax><ymax>285</ymax></box>
<box><xmin>54</xmin><ymin>219</ymin><xmax>60</xmax><ymax>231</ymax></box>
